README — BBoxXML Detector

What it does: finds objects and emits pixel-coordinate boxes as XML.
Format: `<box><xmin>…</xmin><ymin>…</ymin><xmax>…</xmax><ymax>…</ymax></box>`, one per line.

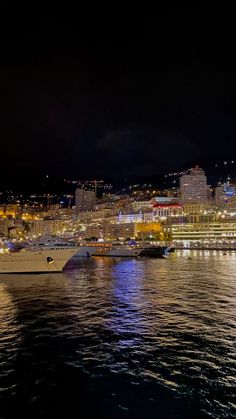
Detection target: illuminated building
<box><xmin>105</xmin><ymin>223</ymin><xmax>136</xmax><ymax>240</ymax></box>
<box><xmin>153</xmin><ymin>199</ymin><xmax>183</xmax><ymax>219</ymax></box>
<box><xmin>180</xmin><ymin>166</ymin><xmax>208</xmax><ymax>203</ymax></box>
<box><xmin>30</xmin><ymin>219</ymin><xmax>68</xmax><ymax>236</ymax></box>
<box><xmin>75</xmin><ymin>188</ymin><xmax>96</xmax><ymax>217</ymax></box>
<box><xmin>215</xmin><ymin>183</ymin><xmax>236</xmax><ymax>206</ymax></box>
<box><xmin>83</xmin><ymin>220</ymin><xmax>163</xmax><ymax>241</ymax></box>
<box><xmin>83</xmin><ymin>222</ymin><xmax>136</xmax><ymax>240</ymax></box>
<box><xmin>135</xmin><ymin>222</ymin><xmax>163</xmax><ymax>240</ymax></box>
<box><xmin>0</xmin><ymin>204</ymin><xmax>20</xmax><ymax>219</ymax></box>
<box><xmin>215</xmin><ymin>185</ymin><xmax>226</xmax><ymax>206</ymax></box>
<box><xmin>228</xmin><ymin>195</ymin><xmax>236</xmax><ymax>209</ymax></box>
<box><xmin>171</xmin><ymin>221</ymin><xmax>236</xmax><ymax>249</ymax></box>
<box><xmin>130</xmin><ymin>200</ymin><xmax>152</xmax><ymax>212</ymax></box>
<box><xmin>117</xmin><ymin>211</ymin><xmax>154</xmax><ymax>223</ymax></box>
<box><xmin>183</xmin><ymin>202</ymin><xmax>208</xmax><ymax>214</ymax></box>
<box><xmin>0</xmin><ymin>220</ymin><xmax>12</xmax><ymax>236</ymax></box>
<box><xmin>166</xmin><ymin>187</ymin><xmax>180</xmax><ymax>198</ymax></box>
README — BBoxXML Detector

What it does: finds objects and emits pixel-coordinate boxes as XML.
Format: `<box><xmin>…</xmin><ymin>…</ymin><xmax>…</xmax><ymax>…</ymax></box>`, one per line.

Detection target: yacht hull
<box><xmin>139</xmin><ymin>246</ymin><xmax>167</xmax><ymax>258</ymax></box>
<box><xmin>0</xmin><ymin>248</ymin><xmax>81</xmax><ymax>274</ymax></box>
<box><xmin>93</xmin><ymin>247</ymin><xmax>141</xmax><ymax>257</ymax></box>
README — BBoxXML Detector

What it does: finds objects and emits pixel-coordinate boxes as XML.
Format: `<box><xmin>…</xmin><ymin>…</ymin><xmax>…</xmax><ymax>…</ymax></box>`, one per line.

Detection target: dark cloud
<box><xmin>96</xmin><ymin>128</ymin><xmax>201</xmax><ymax>176</ymax></box>
<box><xmin>0</xmin><ymin>4</ymin><xmax>236</xmax><ymax>184</ymax></box>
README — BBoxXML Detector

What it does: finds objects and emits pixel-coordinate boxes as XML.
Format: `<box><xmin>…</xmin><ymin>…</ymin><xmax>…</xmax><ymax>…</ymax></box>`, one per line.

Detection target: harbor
<box><xmin>1</xmin><ymin>4</ymin><xmax>236</xmax><ymax>417</ymax></box>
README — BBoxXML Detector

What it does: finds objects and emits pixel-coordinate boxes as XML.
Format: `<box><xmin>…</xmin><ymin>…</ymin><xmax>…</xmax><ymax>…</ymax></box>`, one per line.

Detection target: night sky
<box><xmin>1</xmin><ymin>3</ymin><xmax>236</xmax><ymax>183</ymax></box>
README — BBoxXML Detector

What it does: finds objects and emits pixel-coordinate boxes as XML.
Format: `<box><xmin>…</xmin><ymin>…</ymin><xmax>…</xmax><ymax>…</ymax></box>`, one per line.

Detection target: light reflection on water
<box><xmin>0</xmin><ymin>251</ymin><xmax>236</xmax><ymax>418</ymax></box>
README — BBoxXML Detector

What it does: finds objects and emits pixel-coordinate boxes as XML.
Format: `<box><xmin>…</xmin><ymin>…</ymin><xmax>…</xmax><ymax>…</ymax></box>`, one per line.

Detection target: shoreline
<box><xmin>175</xmin><ymin>247</ymin><xmax>236</xmax><ymax>251</ymax></box>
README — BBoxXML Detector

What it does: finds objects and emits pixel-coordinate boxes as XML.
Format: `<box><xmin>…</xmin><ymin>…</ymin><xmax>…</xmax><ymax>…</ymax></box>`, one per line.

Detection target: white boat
<box><xmin>91</xmin><ymin>241</ymin><xmax>168</xmax><ymax>257</ymax></box>
<box><xmin>28</xmin><ymin>235</ymin><xmax>99</xmax><ymax>258</ymax></box>
<box><xmin>0</xmin><ymin>246</ymin><xmax>81</xmax><ymax>274</ymax></box>
<box><xmin>92</xmin><ymin>242</ymin><xmax>142</xmax><ymax>257</ymax></box>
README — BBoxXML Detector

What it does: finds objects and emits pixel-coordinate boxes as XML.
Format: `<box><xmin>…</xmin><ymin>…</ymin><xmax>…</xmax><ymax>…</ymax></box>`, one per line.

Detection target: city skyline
<box><xmin>1</xmin><ymin>5</ymin><xmax>235</xmax><ymax>419</ymax></box>
<box><xmin>1</xmin><ymin>159</ymin><xmax>236</xmax><ymax>195</ymax></box>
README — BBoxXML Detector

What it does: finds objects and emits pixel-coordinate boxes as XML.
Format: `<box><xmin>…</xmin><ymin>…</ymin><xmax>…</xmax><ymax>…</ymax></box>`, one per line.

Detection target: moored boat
<box><xmin>92</xmin><ymin>242</ymin><xmax>141</xmax><ymax>257</ymax></box>
<box><xmin>29</xmin><ymin>235</ymin><xmax>100</xmax><ymax>258</ymax></box>
<box><xmin>0</xmin><ymin>246</ymin><xmax>81</xmax><ymax>274</ymax></box>
<box><xmin>91</xmin><ymin>241</ymin><xmax>167</xmax><ymax>258</ymax></box>
<box><xmin>139</xmin><ymin>245</ymin><xmax>168</xmax><ymax>258</ymax></box>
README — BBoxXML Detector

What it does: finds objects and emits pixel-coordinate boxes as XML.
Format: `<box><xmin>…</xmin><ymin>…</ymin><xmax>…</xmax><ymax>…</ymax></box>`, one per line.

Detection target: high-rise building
<box><xmin>180</xmin><ymin>166</ymin><xmax>208</xmax><ymax>203</ymax></box>
<box><xmin>75</xmin><ymin>188</ymin><xmax>96</xmax><ymax>217</ymax></box>
<box><xmin>215</xmin><ymin>185</ymin><xmax>226</xmax><ymax>206</ymax></box>
<box><xmin>215</xmin><ymin>183</ymin><xmax>236</xmax><ymax>206</ymax></box>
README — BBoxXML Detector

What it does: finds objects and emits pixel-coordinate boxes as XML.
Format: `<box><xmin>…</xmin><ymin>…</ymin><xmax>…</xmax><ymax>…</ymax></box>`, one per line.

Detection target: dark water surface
<box><xmin>0</xmin><ymin>251</ymin><xmax>236</xmax><ymax>418</ymax></box>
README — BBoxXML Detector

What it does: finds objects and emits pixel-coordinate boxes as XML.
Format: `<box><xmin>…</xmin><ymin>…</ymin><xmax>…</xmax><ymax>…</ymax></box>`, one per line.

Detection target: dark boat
<box><xmin>139</xmin><ymin>246</ymin><xmax>168</xmax><ymax>258</ymax></box>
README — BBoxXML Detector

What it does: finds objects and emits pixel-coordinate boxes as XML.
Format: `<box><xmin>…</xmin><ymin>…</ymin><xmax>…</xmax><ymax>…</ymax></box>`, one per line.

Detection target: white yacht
<box><xmin>92</xmin><ymin>242</ymin><xmax>142</xmax><ymax>257</ymax></box>
<box><xmin>89</xmin><ymin>241</ymin><xmax>167</xmax><ymax>258</ymax></box>
<box><xmin>0</xmin><ymin>246</ymin><xmax>81</xmax><ymax>274</ymax></box>
<box><xmin>31</xmin><ymin>236</ymin><xmax>98</xmax><ymax>258</ymax></box>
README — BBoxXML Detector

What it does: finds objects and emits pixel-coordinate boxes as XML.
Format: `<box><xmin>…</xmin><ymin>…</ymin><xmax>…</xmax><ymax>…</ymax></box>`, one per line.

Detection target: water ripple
<box><xmin>0</xmin><ymin>252</ymin><xmax>236</xmax><ymax>418</ymax></box>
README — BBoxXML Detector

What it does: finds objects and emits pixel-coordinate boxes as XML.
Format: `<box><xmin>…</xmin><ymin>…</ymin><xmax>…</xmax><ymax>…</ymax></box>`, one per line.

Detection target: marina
<box><xmin>0</xmin><ymin>236</ymin><xmax>169</xmax><ymax>273</ymax></box>
<box><xmin>1</xmin><ymin>4</ymin><xmax>236</xmax><ymax>417</ymax></box>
